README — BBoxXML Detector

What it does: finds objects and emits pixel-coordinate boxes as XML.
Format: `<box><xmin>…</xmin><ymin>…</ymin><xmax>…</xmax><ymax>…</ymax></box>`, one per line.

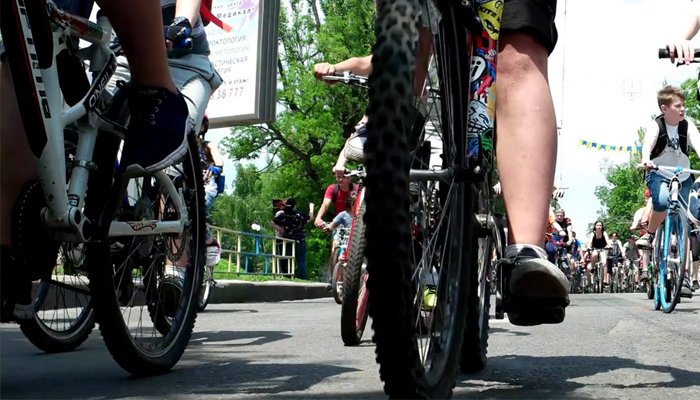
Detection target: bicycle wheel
<box><xmin>85</xmin><ymin>134</ymin><xmax>205</xmax><ymax>377</ymax></box>
<box><xmin>13</xmin><ymin>180</ymin><xmax>95</xmax><ymax>353</ymax></box>
<box><xmin>658</xmin><ymin>211</ymin><xmax>687</xmax><ymax>313</ymax></box>
<box><xmin>364</xmin><ymin>0</ymin><xmax>473</xmax><ymax>395</ymax></box>
<box><xmin>198</xmin><ymin>265</ymin><xmax>214</xmax><ymax>311</ymax></box>
<box><xmin>332</xmin><ymin>260</ymin><xmax>344</xmax><ymax>305</ymax></box>
<box><xmin>460</xmin><ymin>193</ymin><xmax>502</xmax><ymax>374</ymax></box>
<box><xmin>340</xmin><ymin>200</ymin><xmax>369</xmax><ymax>346</ymax></box>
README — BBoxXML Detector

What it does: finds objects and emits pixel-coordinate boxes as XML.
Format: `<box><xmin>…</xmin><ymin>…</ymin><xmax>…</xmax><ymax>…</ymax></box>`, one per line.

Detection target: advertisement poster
<box><xmin>205</xmin><ymin>0</ymin><xmax>279</xmax><ymax>128</ymax></box>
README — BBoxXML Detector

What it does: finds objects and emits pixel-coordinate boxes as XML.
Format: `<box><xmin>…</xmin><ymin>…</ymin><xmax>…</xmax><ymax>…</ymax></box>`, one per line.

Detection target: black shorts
<box><xmin>502</xmin><ymin>0</ymin><xmax>558</xmax><ymax>55</ymax></box>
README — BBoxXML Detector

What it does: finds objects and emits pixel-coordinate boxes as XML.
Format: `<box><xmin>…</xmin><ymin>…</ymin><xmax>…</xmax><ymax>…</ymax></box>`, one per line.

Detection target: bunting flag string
<box><xmin>577</xmin><ymin>140</ymin><xmax>642</xmax><ymax>153</ymax></box>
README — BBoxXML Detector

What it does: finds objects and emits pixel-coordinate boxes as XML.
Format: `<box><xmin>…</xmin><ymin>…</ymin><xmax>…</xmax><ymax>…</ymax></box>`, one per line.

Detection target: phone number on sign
<box><xmin>210</xmin><ymin>86</ymin><xmax>245</xmax><ymax>100</ymax></box>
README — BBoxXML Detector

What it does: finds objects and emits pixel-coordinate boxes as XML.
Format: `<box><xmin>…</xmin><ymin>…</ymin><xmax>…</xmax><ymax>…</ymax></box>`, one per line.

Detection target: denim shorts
<box><xmin>646</xmin><ymin>171</ymin><xmax>692</xmax><ymax>212</ymax></box>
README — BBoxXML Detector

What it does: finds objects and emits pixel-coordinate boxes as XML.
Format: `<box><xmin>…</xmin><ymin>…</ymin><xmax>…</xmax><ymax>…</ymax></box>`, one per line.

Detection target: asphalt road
<box><xmin>2</xmin><ymin>293</ymin><xmax>700</xmax><ymax>399</ymax></box>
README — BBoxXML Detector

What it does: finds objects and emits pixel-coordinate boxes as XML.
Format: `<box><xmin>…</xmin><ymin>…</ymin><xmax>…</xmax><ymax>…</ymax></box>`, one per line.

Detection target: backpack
<box><xmin>650</xmin><ymin>115</ymin><xmax>689</xmax><ymax>160</ymax></box>
<box><xmin>331</xmin><ymin>184</ymin><xmax>358</xmax><ymax>210</ymax></box>
<box><xmin>215</xmin><ymin>174</ymin><xmax>225</xmax><ymax>194</ymax></box>
<box><xmin>200</xmin><ymin>1</ymin><xmax>232</xmax><ymax>32</ymax></box>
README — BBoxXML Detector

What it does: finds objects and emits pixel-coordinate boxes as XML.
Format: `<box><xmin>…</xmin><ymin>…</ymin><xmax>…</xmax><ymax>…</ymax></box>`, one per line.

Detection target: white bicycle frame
<box><xmin>15</xmin><ymin>1</ymin><xmax>187</xmax><ymax>243</ymax></box>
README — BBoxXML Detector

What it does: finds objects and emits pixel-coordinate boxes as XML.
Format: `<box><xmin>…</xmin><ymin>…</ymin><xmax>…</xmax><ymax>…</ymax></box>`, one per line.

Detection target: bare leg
<box><xmin>95</xmin><ymin>0</ymin><xmax>177</xmax><ymax>92</ymax></box>
<box><xmin>497</xmin><ymin>33</ymin><xmax>556</xmax><ymax>246</ymax></box>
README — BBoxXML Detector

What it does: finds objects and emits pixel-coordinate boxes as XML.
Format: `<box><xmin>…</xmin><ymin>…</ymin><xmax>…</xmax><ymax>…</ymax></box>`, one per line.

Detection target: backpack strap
<box><xmin>650</xmin><ymin>115</ymin><xmax>668</xmax><ymax>160</ymax></box>
<box><xmin>331</xmin><ymin>184</ymin><xmax>339</xmax><ymax>205</ymax></box>
<box><xmin>679</xmin><ymin>119</ymin><xmax>689</xmax><ymax>154</ymax></box>
<box><xmin>200</xmin><ymin>2</ymin><xmax>232</xmax><ymax>32</ymax></box>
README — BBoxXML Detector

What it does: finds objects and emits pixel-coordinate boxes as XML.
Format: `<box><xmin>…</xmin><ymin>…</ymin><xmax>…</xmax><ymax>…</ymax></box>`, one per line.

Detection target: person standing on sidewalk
<box><xmin>271</xmin><ymin>199</ymin><xmax>314</xmax><ymax>279</ymax></box>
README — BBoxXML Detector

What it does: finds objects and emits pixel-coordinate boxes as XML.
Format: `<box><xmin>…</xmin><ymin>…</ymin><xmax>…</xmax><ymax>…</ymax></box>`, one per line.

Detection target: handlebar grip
<box><xmin>172</xmin><ymin>37</ymin><xmax>193</xmax><ymax>50</ymax></box>
<box><xmin>659</xmin><ymin>48</ymin><xmax>700</xmax><ymax>59</ymax></box>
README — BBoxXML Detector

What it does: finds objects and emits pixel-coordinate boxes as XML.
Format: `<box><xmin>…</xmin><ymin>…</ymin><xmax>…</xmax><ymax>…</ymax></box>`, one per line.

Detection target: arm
<box><xmin>315</xmin><ymin>198</ymin><xmax>333</xmax><ymax>227</ymax></box>
<box><xmin>333</xmin><ymin>55</ymin><xmax>373</xmax><ymax>75</ymax></box>
<box><xmin>333</xmin><ymin>146</ymin><xmax>349</xmax><ymax>177</ymax></box>
<box><xmin>269</xmin><ymin>220</ymin><xmax>284</xmax><ymax>235</ymax></box>
<box><xmin>175</xmin><ymin>0</ymin><xmax>202</xmax><ymax>28</ymax></box>
<box><xmin>308</xmin><ymin>203</ymin><xmax>315</xmax><ymax>220</ymax></box>
<box><xmin>587</xmin><ymin>234</ymin><xmax>593</xmax><ymax>249</ymax></box>
<box><xmin>566</xmin><ymin>222</ymin><xmax>574</xmax><ymax>245</ymax></box>
<box><xmin>603</xmin><ymin>232</ymin><xmax>611</xmax><ymax>247</ymax></box>
<box><xmin>641</xmin><ymin>120</ymin><xmax>660</xmax><ymax>166</ymax></box>
<box><xmin>666</xmin><ymin>0</ymin><xmax>700</xmax><ymax>64</ymax></box>
<box><xmin>206</xmin><ymin>142</ymin><xmax>225</xmax><ymax>167</ymax></box>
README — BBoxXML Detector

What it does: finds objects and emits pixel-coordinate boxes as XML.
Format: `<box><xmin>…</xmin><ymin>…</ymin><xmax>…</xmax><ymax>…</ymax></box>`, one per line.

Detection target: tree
<box><xmin>214</xmin><ymin>0</ymin><xmax>377</xmax><ymax>280</ymax></box>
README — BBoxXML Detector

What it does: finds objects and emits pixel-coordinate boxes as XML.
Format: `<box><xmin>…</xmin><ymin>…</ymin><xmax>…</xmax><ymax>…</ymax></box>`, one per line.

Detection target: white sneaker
<box><xmin>206</xmin><ymin>242</ymin><xmax>221</xmax><ymax>267</ymax></box>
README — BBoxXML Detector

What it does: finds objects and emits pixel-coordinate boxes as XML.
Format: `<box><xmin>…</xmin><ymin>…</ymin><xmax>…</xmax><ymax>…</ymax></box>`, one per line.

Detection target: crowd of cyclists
<box><xmin>6</xmin><ymin>0</ymin><xmax>700</xmax><ymax>394</ymax></box>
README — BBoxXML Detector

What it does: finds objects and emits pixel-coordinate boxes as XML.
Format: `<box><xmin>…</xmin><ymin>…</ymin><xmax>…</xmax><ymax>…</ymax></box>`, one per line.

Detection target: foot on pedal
<box><xmin>501</xmin><ymin>247</ymin><xmax>570</xmax><ymax>326</ymax></box>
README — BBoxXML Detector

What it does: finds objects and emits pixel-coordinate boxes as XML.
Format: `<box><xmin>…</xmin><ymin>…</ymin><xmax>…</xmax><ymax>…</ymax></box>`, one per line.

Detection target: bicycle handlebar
<box><xmin>636</xmin><ymin>163</ymin><xmax>700</xmax><ymax>176</ymax></box>
<box><xmin>321</xmin><ymin>71</ymin><xmax>369</xmax><ymax>88</ymax></box>
<box><xmin>659</xmin><ymin>48</ymin><xmax>700</xmax><ymax>61</ymax></box>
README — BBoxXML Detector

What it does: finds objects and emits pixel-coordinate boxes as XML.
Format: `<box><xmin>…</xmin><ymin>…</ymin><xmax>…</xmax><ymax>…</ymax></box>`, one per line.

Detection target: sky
<box><xmin>95</xmin><ymin>0</ymin><xmax>700</xmax><ymax>237</ymax></box>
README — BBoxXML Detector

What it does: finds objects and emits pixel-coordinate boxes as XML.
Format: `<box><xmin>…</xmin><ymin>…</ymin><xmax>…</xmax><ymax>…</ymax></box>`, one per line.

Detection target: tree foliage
<box><xmin>593</xmin><ymin>76</ymin><xmax>700</xmax><ymax>242</ymax></box>
<box><xmin>212</xmin><ymin>0</ymin><xmax>376</xmax><ymax>280</ymax></box>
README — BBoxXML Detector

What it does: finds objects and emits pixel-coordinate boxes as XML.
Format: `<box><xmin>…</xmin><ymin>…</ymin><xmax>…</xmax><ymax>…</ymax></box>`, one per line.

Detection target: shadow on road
<box><xmin>457</xmin><ymin>355</ymin><xmax>700</xmax><ymax>398</ymax></box>
<box><xmin>490</xmin><ymin>327</ymin><xmax>531</xmax><ymax>337</ymax></box>
<box><xmin>0</xmin><ymin>328</ymin><xmax>357</xmax><ymax>400</ymax></box>
<box><xmin>189</xmin><ymin>330</ymin><xmax>292</xmax><ymax>347</ymax></box>
<box><xmin>198</xmin><ymin>308</ymin><xmax>260</xmax><ymax>314</ymax></box>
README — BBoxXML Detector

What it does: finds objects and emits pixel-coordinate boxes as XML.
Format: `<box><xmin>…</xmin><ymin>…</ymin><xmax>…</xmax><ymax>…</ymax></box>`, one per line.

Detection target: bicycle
<box><xmin>637</xmin><ymin>163</ymin><xmax>699</xmax><ymax>313</ymax></box>
<box><xmin>362</xmin><ymin>0</ymin><xmax>508</xmax><ymax>395</ymax></box>
<box><xmin>2</xmin><ymin>2</ymin><xmax>205</xmax><ymax>376</ymax></box>
<box><xmin>609</xmin><ymin>254</ymin><xmax>623</xmax><ymax>293</ymax></box>
<box><xmin>322</xmin><ymin>222</ymin><xmax>351</xmax><ymax>305</ymax></box>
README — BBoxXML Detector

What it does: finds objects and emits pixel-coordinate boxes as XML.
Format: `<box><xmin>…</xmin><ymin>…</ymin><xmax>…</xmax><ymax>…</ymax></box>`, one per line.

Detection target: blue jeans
<box><xmin>295</xmin><ymin>241</ymin><xmax>307</xmax><ymax>280</ymax></box>
<box><xmin>646</xmin><ymin>171</ymin><xmax>692</xmax><ymax>212</ymax></box>
<box><xmin>545</xmin><ymin>241</ymin><xmax>556</xmax><ymax>264</ymax></box>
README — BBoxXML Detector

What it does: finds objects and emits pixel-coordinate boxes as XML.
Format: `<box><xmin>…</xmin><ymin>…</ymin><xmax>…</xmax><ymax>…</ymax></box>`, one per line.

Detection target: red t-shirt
<box><xmin>324</xmin><ymin>184</ymin><xmax>358</xmax><ymax>217</ymax></box>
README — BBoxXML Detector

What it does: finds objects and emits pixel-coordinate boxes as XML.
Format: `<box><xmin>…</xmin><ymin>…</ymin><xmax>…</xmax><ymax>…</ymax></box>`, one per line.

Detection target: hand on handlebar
<box><xmin>643</xmin><ymin>161</ymin><xmax>657</xmax><ymax>172</ymax></box>
<box><xmin>314</xmin><ymin>63</ymin><xmax>337</xmax><ymax>84</ymax></box>
<box><xmin>314</xmin><ymin>218</ymin><xmax>325</xmax><ymax>229</ymax></box>
<box><xmin>666</xmin><ymin>41</ymin><xmax>696</xmax><ymax>65</ymax></box>
<box><xmin>332</xmin><ymin>164</ymin><xmax>347</xmax><ymax>178</ymax></box>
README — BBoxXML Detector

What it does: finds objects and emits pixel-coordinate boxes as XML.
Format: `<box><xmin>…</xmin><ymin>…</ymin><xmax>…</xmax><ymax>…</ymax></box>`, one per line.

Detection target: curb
<box><xmin>32</xmin><ymin>279</ymin><xmax>331</xmax><ymax>309</ymax></box>
<box><xmin>209</xmin><ymin>280</ymin><xmax>332</xmax><ymax>304</ymax></box>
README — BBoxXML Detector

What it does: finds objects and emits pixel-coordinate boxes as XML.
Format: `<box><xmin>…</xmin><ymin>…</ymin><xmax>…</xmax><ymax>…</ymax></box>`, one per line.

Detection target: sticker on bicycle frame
<box><xmin>127</xmin><ymin>221</ymin><xmax>158</xmax><ymax>231</ymax></box>
<box><xmin>476</xmin><ymin>0</ymin><xmax>503</xmax><ymax>41</ymax></box>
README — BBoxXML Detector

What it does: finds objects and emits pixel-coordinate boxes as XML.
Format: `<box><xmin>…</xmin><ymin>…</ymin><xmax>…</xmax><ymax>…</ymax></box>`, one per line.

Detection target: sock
<box><xmin>505</xmin><ymin>244</ymin><xmax>548</xmax><ymax>260</ymax></box>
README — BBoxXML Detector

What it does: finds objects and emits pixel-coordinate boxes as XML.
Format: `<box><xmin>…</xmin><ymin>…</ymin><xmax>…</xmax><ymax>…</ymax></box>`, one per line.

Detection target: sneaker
<box><xmin>640</xmin><ymin>270</ymin><xmax>650</xmax><ymax>282</ymax></box>
<box><xmin>119</xmin><ymin>85</ymin><xmax>191</xmax><ymax>178</ymax></box>
<box><xmin>327</xmin><ymin>279</ymin><xmax>333</xmax><ymax>291</ymax></box>
<box><xmin>681</xmin><ymin>276</ymin><xmax>693</xmax><ymax>299</ymax></box>
<box><xmin>693</xmin><ymin>280</ymin><xmax>700</xmax><ymax>291</ymax></box>
<box><xmin>636</xmin><ymin>233</ymin><xmax>654</xmax><ymax>250</ymax></box>
<box><xmin>206</xmin><ymin>240</ymin><xmax>221</xmax><ymax>267</ymax></box>
<box><xmin>504</xmin><ymin>247</ymin><xmax>570</xmax><ymax>326</ymax></box>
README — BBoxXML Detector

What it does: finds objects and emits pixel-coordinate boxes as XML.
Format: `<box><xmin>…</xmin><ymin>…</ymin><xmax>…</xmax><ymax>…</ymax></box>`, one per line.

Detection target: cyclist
<box><xmin>587</xmin><ymin>221</ymin><xmax>611</xmax><ymax>281</ymax></box>
<box><xmin>324</xmin><ymin>191</ymin><xmax>358</xmax><ymax>280</ymax></box>
<box><xmin>636</xmin><ymin>85</ymin><xmax>700</xmax><ymax>296</ymax></box>
<box><xmin>197</xmin><ymin>114</ymin><xmax>224</xmax><ymax>267</ymax></box>
<box><xmin>622</xmin><ymin>235</ymin><xmax>640</xmax><ymax>288</ymax></box>
<box><xmin>631</xmin><ymin>188</ymin><xmax>652</xmax><ymax>281</ymax></box>
<box><xmin>607</xmin><ymin>233</ymin><xmax>623</xmax><ymax>287</ymax></box>
<box><xmin>319</xmin><ymin>0</ymin><xmax>567</xmax><ymax>325</ymax></box>
<box><xmin>553</xmin><ymin>208</ymin><xmax>574</xmax><ymax>265</ymax></box>
<box><xmin>1</xmin><ymin>0</ymin><xmax>220</xmax><ymax>321</ymax></box>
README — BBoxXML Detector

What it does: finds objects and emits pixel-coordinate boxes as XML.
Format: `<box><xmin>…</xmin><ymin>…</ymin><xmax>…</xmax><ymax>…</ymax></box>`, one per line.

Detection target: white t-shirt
<box><xmin>644</xmin><ymin>118</ymin><xmax>700</xmax><ymax>182</ymax></box>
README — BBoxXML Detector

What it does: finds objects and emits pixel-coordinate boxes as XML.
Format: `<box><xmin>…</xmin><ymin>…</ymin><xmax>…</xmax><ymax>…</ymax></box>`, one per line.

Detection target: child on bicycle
<box><xmin>637</xmin><ymin>86</ymin><xmax>700</xmax><ymax>296</ymax></box>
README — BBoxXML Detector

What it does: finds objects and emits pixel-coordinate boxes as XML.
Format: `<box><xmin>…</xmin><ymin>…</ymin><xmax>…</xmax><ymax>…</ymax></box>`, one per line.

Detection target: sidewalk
<box><xmin>32</xmin><ymin>278</ymin><xmax>331</xmax><ymax>309</ymax></box>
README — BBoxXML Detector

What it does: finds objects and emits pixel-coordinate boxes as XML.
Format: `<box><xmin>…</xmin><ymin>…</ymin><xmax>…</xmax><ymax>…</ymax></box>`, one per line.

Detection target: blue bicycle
<box><xmin>641</xmin><ymin>164</ymin><xmax>698</xmax><ymax>313</ymax></box>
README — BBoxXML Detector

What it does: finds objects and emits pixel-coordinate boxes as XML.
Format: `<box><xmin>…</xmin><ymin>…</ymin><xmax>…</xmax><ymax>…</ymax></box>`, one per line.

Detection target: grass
<box><xmin>212</xmin><ymin>260</ymin><xmax>312</xmax><ymax>282</ymax></box>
